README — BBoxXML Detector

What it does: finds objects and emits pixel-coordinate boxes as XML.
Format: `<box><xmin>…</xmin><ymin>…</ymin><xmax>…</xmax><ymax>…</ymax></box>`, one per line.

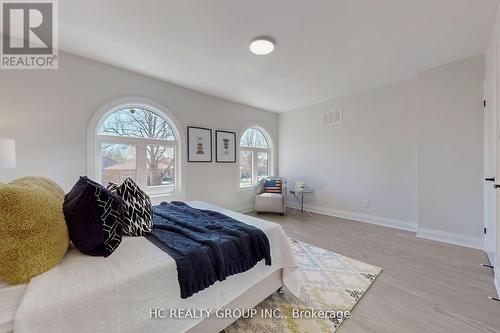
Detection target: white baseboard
<box><xmin>285</xmin><ymin>202</ymin><xmax>486</xmax><ymax>250</ymax></box>
<box><xmin>286</xmin><ymin>202</ymin><xmax>416</xmax><ymax>232</ymax></box>
<box><xmin>495</xmin><ymin>270</ymin><xmax>500</xmax><ymax>298</ymax></box>
<box><xmin>416</xmin><ymin>227</ymin><xmax>484</xmax><ymax>250</ymax></box>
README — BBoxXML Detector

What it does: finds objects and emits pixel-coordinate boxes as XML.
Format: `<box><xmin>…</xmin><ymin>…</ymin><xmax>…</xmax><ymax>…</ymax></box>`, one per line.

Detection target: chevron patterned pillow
<box><xmin>108</xmin><ymin>178</ymin><xmax>152</xmax><ymax>236</ymax></box>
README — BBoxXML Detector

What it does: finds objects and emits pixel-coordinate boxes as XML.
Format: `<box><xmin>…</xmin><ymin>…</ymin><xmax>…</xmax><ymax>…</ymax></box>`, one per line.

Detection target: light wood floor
<box><xmin>248</xmin><ymin>209</ymin><xmax>500</xmax><ymax>333</ymax></box>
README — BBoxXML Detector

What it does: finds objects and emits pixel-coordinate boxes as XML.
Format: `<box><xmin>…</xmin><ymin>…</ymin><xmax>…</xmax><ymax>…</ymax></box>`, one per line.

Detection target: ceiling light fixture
<box><xmin>249</xmin><ymin>37</ymin><xmax>275</xmax><ymax>56</ymax></box>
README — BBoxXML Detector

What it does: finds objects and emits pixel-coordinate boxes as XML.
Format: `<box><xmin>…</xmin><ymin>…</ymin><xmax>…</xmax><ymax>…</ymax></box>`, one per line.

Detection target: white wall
<box><xmin>280</xmin><ymin>56</ymin><xmax>484</xmax><ymax>245</ymax></box>
<box><xmin>279</xmin><ymin>80</ymin><xmax>419</xmax><ymax>230</ymax></box>
<box><xmin>0</xmin><ymin>49</ymin><xmax>485</xmax><ymax>246</ymax></box>
<box><xmin>417</xmin><ymin>57</ymin><xmax>484</xmax><ymax>244</ymax></box>
<box><xmin>0</xmin><ymin>51</ymin><xmax>278</xmax><ymax>211</ymax></box>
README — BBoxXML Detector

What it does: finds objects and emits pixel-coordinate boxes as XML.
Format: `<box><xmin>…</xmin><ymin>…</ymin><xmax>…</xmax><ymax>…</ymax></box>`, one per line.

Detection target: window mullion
<box><xmin>96</xmin><ymin>142</ymin><xmax>103</xmax><ymax>183</ymax></box>
<box><xmin>252</xmin><ymin>149</ymin><xmax>257</xmax><ymax>184</ymax></box>
<box><xmin>136</xmin><ymin>142</ymin><xmax>147</xmax><ymax>188</ymax></box>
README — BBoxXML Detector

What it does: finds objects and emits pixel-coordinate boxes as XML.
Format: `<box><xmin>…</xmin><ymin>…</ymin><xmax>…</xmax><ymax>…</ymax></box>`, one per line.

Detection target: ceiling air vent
<box><xmin>321</xmin><ymin>109</ymin><xmax>342</xmax><ymax>127</ymax></box>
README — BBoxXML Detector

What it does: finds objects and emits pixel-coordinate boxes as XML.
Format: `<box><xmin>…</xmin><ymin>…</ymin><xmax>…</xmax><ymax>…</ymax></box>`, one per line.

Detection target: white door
<box><xmin>485</xmin><ymin>63</ymin><xmax>496</xmax><ymax>265</ymax></box>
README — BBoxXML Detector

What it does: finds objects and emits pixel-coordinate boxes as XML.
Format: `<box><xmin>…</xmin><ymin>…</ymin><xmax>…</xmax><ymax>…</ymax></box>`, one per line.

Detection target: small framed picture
<box><xmin>215</xmin><ymin>130</ymin><xmax>236</xmax><ymax>163</ymax></box>
<box><xmin>187</xmin><ymin>126</ymin><xmax>212</xmax><ymax>162</ymax></box>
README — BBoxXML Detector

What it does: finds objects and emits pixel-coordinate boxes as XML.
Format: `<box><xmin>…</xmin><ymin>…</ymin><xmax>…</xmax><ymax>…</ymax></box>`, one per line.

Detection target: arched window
<box><xmin>239</xmin><ymin>127</ymin><xmax>272</xmax><ymax>187</ymax></box>
<box><xmin>95</xmin><ymin>106</ymin><xmax>178</xmax><ymax>195</ymax></box>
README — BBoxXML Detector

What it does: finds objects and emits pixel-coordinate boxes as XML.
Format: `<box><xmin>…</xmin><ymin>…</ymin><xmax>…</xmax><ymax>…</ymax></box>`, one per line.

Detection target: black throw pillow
<box><xmin>107</xmin><ymin>178</ymin><xmax>152</xmax><ymax>236</ymax></box>
<box><xmin>63</xmin><ymin>176</ymin><xmax>123</xmax><ymax>257</ymax></box>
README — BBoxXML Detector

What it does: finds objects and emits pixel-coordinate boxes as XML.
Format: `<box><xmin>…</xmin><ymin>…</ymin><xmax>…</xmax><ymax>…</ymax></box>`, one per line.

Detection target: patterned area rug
<box><xmin>225</xmin><ymin>239</ymin><xmax>382</xmax><ymax>333</ymax></box>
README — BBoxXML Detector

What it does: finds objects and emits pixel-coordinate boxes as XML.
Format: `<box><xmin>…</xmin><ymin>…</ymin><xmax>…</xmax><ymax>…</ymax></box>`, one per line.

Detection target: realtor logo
<box><xmin>1</xmin><ymin>0</ymin><xmax>58</xmax><ymax>69</ymax></box>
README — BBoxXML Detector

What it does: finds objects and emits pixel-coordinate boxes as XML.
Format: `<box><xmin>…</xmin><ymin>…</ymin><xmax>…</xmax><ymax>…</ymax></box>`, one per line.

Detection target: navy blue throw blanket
<box><xmin>145</xmin><ymin>201</ymin><xmax>272</xmax><ymax>299</ymax></box>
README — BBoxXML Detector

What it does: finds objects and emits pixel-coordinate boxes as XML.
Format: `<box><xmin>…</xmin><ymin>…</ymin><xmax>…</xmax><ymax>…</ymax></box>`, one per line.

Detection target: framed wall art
<box><xmin>215</xmin><ymin>130</ymin><xmax>236</xmax><ymax>163</ymax></box>
<box><xmin>187</xmin><ymin>126</ymin><xmax>212</xmax><ymax>162</ymax></box>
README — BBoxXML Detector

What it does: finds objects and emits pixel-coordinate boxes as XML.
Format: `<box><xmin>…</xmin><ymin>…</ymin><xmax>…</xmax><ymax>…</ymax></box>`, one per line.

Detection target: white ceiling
<box><xmin>58</xmin><ymin>0</ymin><xmax>498</xmax><ymax>112</ymax></box>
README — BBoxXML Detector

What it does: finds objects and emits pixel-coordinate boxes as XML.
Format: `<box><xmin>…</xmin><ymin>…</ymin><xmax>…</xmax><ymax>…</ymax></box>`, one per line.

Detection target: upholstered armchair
<box><xmin>255</xmin><ymin>177</ymin><xmax>287</xmax><ymax>215</ymax></box>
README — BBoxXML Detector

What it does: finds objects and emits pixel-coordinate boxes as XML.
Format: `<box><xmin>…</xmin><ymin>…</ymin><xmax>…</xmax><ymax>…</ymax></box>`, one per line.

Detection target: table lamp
<box><xmin>0</xmin><ymin>138</ymin><xmax>16</xmax><ymax>168</ymax></box>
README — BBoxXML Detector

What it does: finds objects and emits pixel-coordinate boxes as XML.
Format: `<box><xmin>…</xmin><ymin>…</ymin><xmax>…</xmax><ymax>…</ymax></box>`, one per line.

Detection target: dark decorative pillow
<box><xmin>108</xmin><ymin>178</ymin><xmax>152</xmax><ymax>236</ymax></box>
<box><xmin>63</xmin><ymin>176</ymin><xmax>123</xmax><ymax>257</ymax></box>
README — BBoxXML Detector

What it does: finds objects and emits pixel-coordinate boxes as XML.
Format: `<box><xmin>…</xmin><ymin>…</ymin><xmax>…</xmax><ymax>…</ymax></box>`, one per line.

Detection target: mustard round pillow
<box><xmin>0</xmin><ymin>176</ymin><xmax>69</xmax><ymax>284</ymax></box>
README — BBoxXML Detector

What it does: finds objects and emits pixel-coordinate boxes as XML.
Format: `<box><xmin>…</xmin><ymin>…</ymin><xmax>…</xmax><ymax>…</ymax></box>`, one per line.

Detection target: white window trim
<box><xmin>87</xmin><ymin>97</ymin><xmax>185</xmax><ymax>198</ymax></box>
<box><xmin>238</xmin><ymin>126</ymin><xmax>274</xmax><ymax>189</ymax></box>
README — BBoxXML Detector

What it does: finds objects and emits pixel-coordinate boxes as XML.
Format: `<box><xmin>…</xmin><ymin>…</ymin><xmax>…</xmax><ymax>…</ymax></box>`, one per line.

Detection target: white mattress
<box><xmin>0</xmin><ymin>281</ymin><xmax>26</xmax><ymax>333</ymax></box>
<box><xmin>12</xmin><ymin>201</ymin><xmax>300</xmax><ymax>333</ymax></box>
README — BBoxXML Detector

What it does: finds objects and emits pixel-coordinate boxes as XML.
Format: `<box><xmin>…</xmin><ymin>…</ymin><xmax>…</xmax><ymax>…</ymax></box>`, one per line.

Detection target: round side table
<box><xmin>289</xmin><ymin>187</ymin><xmax>314</xmax><ymax>216</ymax></box>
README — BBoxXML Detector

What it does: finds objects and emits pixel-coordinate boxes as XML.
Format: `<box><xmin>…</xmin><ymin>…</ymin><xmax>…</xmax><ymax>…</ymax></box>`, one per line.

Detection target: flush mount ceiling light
<box><xmin>249</xmin><ymin>37</ymin><xmax>275</xmax><ymax>55</ymax></box>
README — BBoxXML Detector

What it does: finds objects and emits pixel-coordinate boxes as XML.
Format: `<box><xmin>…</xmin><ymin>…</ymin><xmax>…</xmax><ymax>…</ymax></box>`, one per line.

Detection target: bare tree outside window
<box><xmin>99</xmin><ymin>108</ymin><xmax>175</xmax><ymax>139</ymax></box>
<box><xmin>240</xmin><ymin>128</ymin><xmax>268</xmax><ymax>148</ymax></box>
<box><xmin>147</xmin><ymin>145</ymin><xmax>175</xmax><ymax>186</ymax></box>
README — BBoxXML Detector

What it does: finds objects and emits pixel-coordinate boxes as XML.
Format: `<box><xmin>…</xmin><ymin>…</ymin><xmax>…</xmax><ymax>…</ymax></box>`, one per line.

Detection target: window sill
<box><xmin>238</xmin><ymin>185</ymin><xmax>256</xmax><ymax>192</ymax></box>
<box><xmin>149</xmin><ymin>192</ymin><xmax>177</xmax><ymax>198</ymax></box>
<box><xmin>148</xmin><ymin>192</ymin><xmax>182</xmax><ymax>205</ymax></box>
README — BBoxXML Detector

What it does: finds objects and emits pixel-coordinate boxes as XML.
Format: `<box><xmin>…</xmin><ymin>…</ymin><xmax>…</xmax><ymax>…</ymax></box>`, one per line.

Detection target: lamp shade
<box><xmin>0</xmin><ymin>139</ymin><xmax>16</xmax><ymax>168</ymax></box>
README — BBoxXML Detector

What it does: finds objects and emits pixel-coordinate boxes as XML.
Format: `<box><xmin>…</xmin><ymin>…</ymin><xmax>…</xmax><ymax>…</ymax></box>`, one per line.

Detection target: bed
<box><xmin>3</xmin><ymin>201</ymin><xmax>300</xmax><ymax>333</ymax></box>
<box><xmin>0</xmin><ymin>281</ymin><xmax>25</xmax><ymax>333</ymax></box>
